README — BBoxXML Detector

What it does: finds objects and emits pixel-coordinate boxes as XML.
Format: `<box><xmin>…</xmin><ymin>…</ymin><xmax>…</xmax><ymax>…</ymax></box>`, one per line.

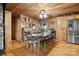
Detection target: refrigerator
<box><xmin>67</xmin><ymin>19</ymin><xmax>79</xmax><ymax>44</ymax></box>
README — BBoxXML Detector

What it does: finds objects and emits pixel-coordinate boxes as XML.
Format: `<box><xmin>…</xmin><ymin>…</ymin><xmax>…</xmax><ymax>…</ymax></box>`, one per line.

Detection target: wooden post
<box><xmin>5</xmin><ymin>10</ymin><xmax>12</xmax><ymax>49</ymax></box>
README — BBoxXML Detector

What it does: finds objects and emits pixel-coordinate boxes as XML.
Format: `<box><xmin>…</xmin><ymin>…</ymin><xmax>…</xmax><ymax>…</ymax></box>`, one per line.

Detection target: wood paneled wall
<box><xmin>46</xmin><ymin>18</ymin><xmax>57</xmax><ymax>30</ymax></box>
<box><xmin>13</xmin><ymin>15</ymin><xmax>39</xmax><ymax>41</ymax></box>
<box><xmin>55</xmin><ymin>16</ymin><xmax>67</xmax><ymax>42</ymax></box>
<box><xmin>12</xmin><ymin>17</ymin><xmax>16</xmax><ymax>40</ymax></box>
<box><xmin>45</xmin><ymin>14</ymin><xmax>79</xmax><ymax>43</ymax></box>
<box><xmin>14</xmin><ymin>17</ymin><xmax>22</xmax><ymax>41</ymax></box>
<box><xmin>5</xmin><ymin>10</ymin><xmax>12</xmax><ymax>49</ymax></box>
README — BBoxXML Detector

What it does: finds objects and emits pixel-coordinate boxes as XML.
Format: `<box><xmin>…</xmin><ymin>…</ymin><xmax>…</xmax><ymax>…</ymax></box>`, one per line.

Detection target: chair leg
<box><xmin>44</xmin><ymin>42</ymin><xmax>47</xmax><ymax>48</ymax></box>
<box><xmin>27</xmin><ymin>43</ymin><xmax>31</xmax><ymax>55</ymax></box>
<box><xmin>34</xmin><ymin>43</ymin><xmax>37</xmax><ymax>52</ymax></box>
<box><xmin>37</xmin><ymin>40</ymin><xmax>41</xmax><ymax>54</ymax></box>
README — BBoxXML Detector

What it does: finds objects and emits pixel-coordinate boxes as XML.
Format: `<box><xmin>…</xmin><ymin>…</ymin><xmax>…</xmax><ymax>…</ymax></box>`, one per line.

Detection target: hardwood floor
<box><xmin>5</xmin><ymin>40</ymin><xmax>79</xmax><ymax>56</ymax></box>
<box><xmin>48</xmin><ymin>41</ymin><xmax>79</xmax><ymax>56</ymax></box>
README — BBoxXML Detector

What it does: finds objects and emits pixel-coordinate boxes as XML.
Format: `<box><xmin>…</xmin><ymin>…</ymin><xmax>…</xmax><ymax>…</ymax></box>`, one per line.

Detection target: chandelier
<box><xmin>39</xmin><ymin>10</ymin><xmax>48</xmax><ymax>19</ymax></box>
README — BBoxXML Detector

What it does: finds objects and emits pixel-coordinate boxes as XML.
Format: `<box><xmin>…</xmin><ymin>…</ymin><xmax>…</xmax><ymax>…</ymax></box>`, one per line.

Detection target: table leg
<box><xmin>37</xmin><ymin>39</ymin><xmax>40</xmax><ymax>55</ymax></box>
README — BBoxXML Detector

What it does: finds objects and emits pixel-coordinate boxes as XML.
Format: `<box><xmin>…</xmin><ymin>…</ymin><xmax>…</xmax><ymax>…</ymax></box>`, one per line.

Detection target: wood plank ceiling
<box><xmin>5</xmin><ymin>3</ymin><xmax>79</xmax><ymax>19</ymax></box>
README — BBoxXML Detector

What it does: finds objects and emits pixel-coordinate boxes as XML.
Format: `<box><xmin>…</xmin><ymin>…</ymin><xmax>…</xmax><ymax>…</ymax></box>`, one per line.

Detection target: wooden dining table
<box><xmin>26</xmin><ymin>31</ymin><xmax>51</xmax><ymax>54</ymax></box>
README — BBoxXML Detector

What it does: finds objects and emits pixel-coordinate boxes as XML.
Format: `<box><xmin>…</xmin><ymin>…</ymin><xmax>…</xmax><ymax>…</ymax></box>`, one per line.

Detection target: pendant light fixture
<box><xmin>39</xmin><ymin>10</ymin><xmax>48</xmax><ymax>19</ymax></box>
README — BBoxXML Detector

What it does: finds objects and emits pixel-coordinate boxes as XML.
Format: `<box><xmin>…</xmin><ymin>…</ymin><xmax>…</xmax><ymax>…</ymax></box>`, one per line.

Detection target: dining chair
<box><xmin>25</xmin><ymin>32</ymin><xmax>40</xmax><ymax>55</ymax></box>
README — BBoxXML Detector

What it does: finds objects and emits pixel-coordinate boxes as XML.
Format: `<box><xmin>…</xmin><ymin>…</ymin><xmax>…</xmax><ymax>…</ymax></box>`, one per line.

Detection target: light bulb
<box><xmin>44</xmin><ymin>14</ymin><xmax>47</xmax><ymax>18</ymax></box>
<box><xmin>39</xmin><ymin>14</ymin><xmax>43</xmax><ymax>19</ymax></box>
